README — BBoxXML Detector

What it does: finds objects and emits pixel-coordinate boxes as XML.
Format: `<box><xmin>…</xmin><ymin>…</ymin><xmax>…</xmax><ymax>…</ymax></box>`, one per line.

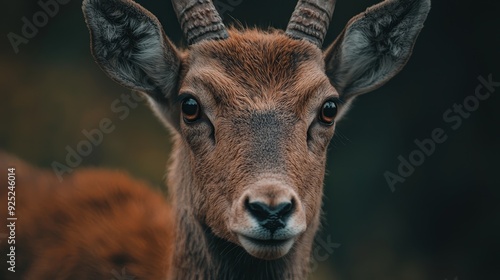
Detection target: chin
<box><xmin>238</xmin><ymin>234</ymin><xmax>296</xmax><ymax>260</ymax></box>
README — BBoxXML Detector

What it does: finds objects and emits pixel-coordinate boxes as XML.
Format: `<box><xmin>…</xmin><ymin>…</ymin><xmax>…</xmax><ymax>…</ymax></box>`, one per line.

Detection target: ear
<box><xmin>324</xmin><ymin>0</ymin><xmax>430</xmax><ymax>101</ymax></box>
<box><xmin>82</xmin><ymin>0</ymin><xmax>181</xmax><ymax>129</ymax></box>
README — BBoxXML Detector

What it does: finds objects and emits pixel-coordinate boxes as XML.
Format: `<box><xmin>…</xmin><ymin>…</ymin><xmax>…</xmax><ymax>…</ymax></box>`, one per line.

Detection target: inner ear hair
<box><xmin>82</xmin><ymin>0</ymin><xmax>181</xmax><ymax>97</ymax></box>
<box><xmin>324</xmin><ymin>0</ymin><xmax>431</xmax><ymax>100</ymax></box>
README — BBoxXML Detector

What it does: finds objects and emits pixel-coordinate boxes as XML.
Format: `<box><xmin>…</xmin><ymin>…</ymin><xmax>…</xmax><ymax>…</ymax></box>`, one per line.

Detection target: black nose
<box><xmin>245</xmin><ymin>200</ymin><xmax>294</xmax><ymax>232</ymax></box>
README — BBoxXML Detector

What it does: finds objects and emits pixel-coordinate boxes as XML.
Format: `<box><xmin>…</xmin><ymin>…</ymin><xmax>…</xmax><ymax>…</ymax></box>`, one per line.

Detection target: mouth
<box><xmin>242</xmin><ymin>235</ymin><xmax>290</xmax><ymax>246</ymax></box>
<box><xmin>237</xmin><ymin>234</ymin><xmax>295</xmax><ymax>260</ymax></box>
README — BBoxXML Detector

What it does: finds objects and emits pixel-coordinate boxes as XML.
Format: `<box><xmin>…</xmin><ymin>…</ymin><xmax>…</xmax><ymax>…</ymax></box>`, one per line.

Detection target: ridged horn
<box><xmin>172</xmin><ymin>0</ymin><xmax>229</xmax><ymax>45</ymax></box>
<box><xmin>286</xmin><ymin>0</ymin><xmax>336</xmax><ymax>47</ymax></box>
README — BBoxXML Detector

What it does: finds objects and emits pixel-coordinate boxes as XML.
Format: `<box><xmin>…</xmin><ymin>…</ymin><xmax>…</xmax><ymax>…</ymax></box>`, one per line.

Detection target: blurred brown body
<box><xmin>0</xmin><ymin>152</ymin><xmax>173</xmax><ymax>280</ymax></box>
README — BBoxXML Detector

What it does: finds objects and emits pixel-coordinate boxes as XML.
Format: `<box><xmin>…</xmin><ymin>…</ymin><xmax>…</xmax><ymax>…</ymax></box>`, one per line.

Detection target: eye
<box><xmin>181</xmin><ymin>97</ymin><xmax>201</xmax><ymax>123</ymax></box>
<box><xmin>319</xmin><ymin>100</ymin><xmax>338</xmax><ymax>125</ymax></box>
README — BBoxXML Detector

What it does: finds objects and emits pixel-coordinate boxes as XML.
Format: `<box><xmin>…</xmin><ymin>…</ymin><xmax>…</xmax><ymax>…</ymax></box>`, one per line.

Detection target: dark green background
<box><xmin>1</xmin><ymin>0</ymin><xmax>499</xmax><ymax>279</ymax></box>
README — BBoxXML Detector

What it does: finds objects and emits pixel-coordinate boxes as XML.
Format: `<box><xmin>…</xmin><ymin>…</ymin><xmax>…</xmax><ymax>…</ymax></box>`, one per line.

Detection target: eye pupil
<box><xmin>182</xmin><ymin>97</ymin><xmax>200</xmax><ymax>122</ymax></box>
<box><xmin>320</xmin><ymin>100</ymin><xmax>338</xmax><ymax>125</ymax></box>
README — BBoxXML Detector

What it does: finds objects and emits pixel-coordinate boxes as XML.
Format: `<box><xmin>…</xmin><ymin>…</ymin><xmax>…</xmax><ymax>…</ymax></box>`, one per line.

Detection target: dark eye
<box><xmin>181</xmin><ymin>97</ymin><xmax>201</xmax><ymax>122</ymax></box>
<box><xmin>319</xmin><ymin>100</ymin><xmax>338</xmax><ymax>125</ymax></box>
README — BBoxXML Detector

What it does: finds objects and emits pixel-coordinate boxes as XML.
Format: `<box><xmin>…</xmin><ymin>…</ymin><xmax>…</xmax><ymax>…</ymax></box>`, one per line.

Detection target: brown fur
<box><xmin>187</xmin><ymin>29</ymin><xmax>335</xmax><ymax>116</ymax></box>
<box><xmin>0</xmin><ymin>152</ymin><xmax>173</xmax><ymax>279</ymax></box>
<box><xmin>165</xmin><ymin>29</ymin><xmax>337</xmax><ymax>279</ymax></box>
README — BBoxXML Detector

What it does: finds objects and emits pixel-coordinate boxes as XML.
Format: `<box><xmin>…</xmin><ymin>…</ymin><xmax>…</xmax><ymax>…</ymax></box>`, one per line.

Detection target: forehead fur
<box><xmin>185</xmin><ymin>29</ymin><xmax>330</xmax><ymax>110</ymax></box>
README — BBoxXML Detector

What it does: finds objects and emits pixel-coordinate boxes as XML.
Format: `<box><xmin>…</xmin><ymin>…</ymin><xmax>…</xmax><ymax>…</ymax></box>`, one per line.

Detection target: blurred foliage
<box><xmin>1</xmin><ymin>1</ymin><xmax>499</xmax><ymax>280</ymax></box>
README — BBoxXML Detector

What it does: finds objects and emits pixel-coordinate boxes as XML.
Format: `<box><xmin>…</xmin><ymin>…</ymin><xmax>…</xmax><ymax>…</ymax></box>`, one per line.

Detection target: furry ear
<box><xmin>82</xmin><ymin>0</ymin><xmax>181</xmax><ymax>128</ymax></box>
<box><xmin>325</xmin><ymin>0</ymin><xmax>430</xmax><ymax>101</ymax></box>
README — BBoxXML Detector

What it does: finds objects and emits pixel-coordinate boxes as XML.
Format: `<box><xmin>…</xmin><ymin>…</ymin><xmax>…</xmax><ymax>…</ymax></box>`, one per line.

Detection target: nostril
<box><xmin>245</xmin><ymin>199</ymin><xmax>295</xmax><ymax>231</ymax></box>
<box><xmin>262</xmin><ymin>219</ymin><xmax>286</xmax><ymax>232</ymax></box>
<box><xmin>245</xmin><ymin>200</ymin><xmax>270</xmax><ymax>221</ymax></box>
<box><xmin>275</xmin><ymin>201</ymin><xmax>294</xmax><ymax>219</ymax></box>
